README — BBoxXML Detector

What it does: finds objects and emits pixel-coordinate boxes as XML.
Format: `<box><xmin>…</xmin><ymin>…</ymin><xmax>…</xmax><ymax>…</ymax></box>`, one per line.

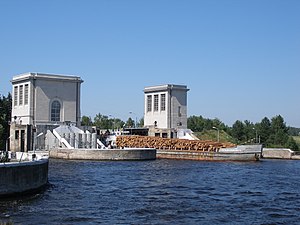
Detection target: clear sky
<box><xmin>1</xmin><ymin>0</ymin><xmax>299</xmax><ymax>127</ymax></box>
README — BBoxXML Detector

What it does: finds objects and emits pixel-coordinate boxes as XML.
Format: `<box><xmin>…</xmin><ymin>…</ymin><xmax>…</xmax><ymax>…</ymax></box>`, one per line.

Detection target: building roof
<box><xmin>11</xmin><ymin>72</ymin><xmax>84</xmax><ymax>84</ymax></box>
<box><xmin>144</xmin><ymin>84</ymin><xmax>189</xmax><ymax>93</ymax></box>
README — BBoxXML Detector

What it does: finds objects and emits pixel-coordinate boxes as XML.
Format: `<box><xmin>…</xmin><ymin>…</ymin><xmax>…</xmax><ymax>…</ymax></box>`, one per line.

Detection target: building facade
<box><xmin>144</xmin><ymin>84</ymin><xmax>189</xmax><ymax>138</ymax></box>
<box><xmin>10</xmin><ymin>72</ymin><xmax>83</xmax><ymax>152</ymax></box>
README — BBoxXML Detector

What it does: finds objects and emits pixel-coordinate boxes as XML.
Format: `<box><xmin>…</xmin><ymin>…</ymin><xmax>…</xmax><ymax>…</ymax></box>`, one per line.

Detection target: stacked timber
<box><xmin>116</xmin><ymin>135</ymin><xmax>236</xmax><ymax>152</ymax></box>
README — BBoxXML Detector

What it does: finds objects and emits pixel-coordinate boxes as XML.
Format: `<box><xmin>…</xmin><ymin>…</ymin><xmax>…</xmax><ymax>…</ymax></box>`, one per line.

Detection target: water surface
<box><xmin>1</xmin><ymin>159</ymin><xmax>300</xmax><ymax>224</ymax></box>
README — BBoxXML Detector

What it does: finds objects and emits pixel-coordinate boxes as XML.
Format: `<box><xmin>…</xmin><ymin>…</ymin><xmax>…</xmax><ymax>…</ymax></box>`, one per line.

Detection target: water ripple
<box><xmin>1</xmin><ymin>159</ymin><xmax>300</xmax><ymax>224</ymax></box>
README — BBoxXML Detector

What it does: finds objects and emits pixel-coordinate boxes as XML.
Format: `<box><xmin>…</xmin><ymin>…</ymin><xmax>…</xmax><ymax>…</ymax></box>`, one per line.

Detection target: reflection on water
<box><xmin>1</xmin><ymin>159</ymin><xmax>300</xmax><ymax>224</ymax></box>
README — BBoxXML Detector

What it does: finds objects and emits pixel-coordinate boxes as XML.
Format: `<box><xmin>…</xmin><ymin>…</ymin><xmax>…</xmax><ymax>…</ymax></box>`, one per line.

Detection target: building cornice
<box><xmin>144</xmin><ymin>84</ymin><xmax>189</xmax><ymax>93</ymax></box>
<box><xmin>11</xmin><ymin>72</ymin><xmax>84</xmax><ymax>84</ymax></box>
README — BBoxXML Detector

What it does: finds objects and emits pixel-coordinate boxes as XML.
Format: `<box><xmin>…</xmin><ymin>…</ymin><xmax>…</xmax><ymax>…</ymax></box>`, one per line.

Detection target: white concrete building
<box><xmin>144</xmin><ymin>84</ymin><xmax>189</xmax><ymax>138</ymax></box>
<box><xmin>10</xmin><ymin>72</ymin><xmax>83</xmax><ymax>152</ymax></box>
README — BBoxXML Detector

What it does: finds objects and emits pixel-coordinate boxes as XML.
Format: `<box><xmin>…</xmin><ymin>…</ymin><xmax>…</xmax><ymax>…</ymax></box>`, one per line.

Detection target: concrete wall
<box><xmin>262</xmin><ymin>148</ymin><xmax>294</xmax><ymax>159</ymax></box>
<box><xmin>148</xmin><ymin>127</ymin><xmax>176</xmax><ymax>139</ymax></box>
<box><xmin>34</xmin><ymin>78</ymin><xmax>80</xmax><ymax>125</ymax></box>
<box><xmin>0</xmin><ymin>159</ymin><xmax>48</xmax><ymax>197</ymax></box>
<box><xmin>170</xmin><ymin>88</ymin><xmax>188</xmax><ymax>129</ymax></box>
<box><xmin>50</xmin><ymin>148</ymin><xmax>156</xmax><ymax>161</ymax></box>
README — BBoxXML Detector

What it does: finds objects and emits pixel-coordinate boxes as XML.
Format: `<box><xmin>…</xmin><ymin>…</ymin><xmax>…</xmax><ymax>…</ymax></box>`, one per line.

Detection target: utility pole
<box><xmin>212</xmin><ymin>127</ymin><xmax>220</xmax><ymax>142</ymax></box>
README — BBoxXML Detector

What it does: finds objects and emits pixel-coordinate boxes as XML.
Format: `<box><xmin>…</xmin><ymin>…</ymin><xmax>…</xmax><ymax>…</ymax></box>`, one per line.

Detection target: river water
<box><xmin>1</xmin><ymin>159</ymin><xmax>300</xmax><ymax>224</ymax></box>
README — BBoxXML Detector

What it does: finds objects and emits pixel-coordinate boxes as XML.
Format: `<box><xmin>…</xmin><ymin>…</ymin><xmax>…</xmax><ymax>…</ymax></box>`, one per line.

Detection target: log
<box><xmin>116</xmin><ymin>135</ymin><xmax>236</xmax><ymax>151</ymax></box>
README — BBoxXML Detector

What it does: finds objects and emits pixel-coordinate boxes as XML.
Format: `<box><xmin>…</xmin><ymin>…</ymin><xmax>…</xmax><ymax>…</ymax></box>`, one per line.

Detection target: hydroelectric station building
<box><xmin>10</xmin><ymin>72</ymin><xmax>83</xmax><ymax>152</ymax></box>
<box><xmin>144</xmin><ymin>84</ymin><xmax>189</xmax><ymax>138</ymax></box>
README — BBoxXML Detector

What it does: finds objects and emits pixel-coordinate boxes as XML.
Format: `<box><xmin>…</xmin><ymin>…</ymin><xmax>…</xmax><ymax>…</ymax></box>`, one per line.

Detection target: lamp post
<box><xmin>212</xmin><ymin>126</ymin><xmax>220</xmax><ymax>142</ymax></box>
<box><xmin>129</xmin><ymin>112</ymin><xmax>137</xmax><ymax>128</ymax></box>
<box><xmin>109</xmin><ymin>114</ymin><xmax>115</xmax><ymax>131</ymax></box>
<box><xmin>6</xmin><ymin>135</ymin><xmax>13</xmax><ymax>152</ymax></box>
<box><xmin>253</xmin><ymin>127</ymin><xmax>258</xmax><ymax>143</ymax></box>
<box><xmin>34</xmin><ymin>132</ymin><xmax>43</xmax><ymax>153</ymax></box>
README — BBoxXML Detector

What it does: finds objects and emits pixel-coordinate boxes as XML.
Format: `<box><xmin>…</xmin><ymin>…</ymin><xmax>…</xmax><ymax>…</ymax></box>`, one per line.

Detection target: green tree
<box><xmin>112</xmin><ymin>118</ymin><xmax>125</xmax><ymax>130</ymax></box>
<box><xmin>243</xmin><ymin>120</ymin><xmax>255</xmax><ymax>143</ymax></box>
<box><xmin>288</xmin><ymin>127</ymin><xmax>300</xmax><ymax>136</ymax></box>
<box><xmin>0</xmin><ymin>93</ymin><xmax>12</xmax><ymax>150</ymax></box>
<box><xmin>257</xmin><ymin>117</ymin><xmax>271</xmax><ymax>145</ymax></box>
<box><xmin>211</xmin><ymin>118</ymin><xmax>226</xmax><ymax>130</ymax></box>
<box><xmin>187</xmin><ymin>115</ymin><xmax>204</xmax><ymax>132</ymax></box>
<box><xmin>231</xmin><ymin>120</ymin><xmax>245</xmax><ymax>143</ymax></box>
<box><xmin>188</xmin><ymin>115</ymin><xmax>220</xmax><ymax>132</ymax></box>
<box><xmin>94</xmin><ymin>113</ymin><xmax>111</xmax><ymax>129</ymax></box>
<box><xmin>81</xmin><ymin>115</ymin><xmax>92</xmax><ymax>126</ymax></box>
<box><xmin>138</xmin><ymin>118</ymin><xmax>144</xmax><ymax>127</ymax></box>
<box><xmin>286</xmin><ymin>136</ymin><xmax>299</xmax><ymax>151</ymax></box>
<box><xmin>125</xmin><ymin>117</ymin><xmax>135</xmax><ymax>128</ymax></box>
<box><xmin>268</xmin><ymin>115</ymin><xmax>289</xmax><ymax>147</ymax></box>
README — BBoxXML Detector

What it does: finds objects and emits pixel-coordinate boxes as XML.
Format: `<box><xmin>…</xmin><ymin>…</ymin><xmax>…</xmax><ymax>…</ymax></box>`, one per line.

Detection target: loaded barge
<box><xmin>116</xmin><ymin>135</ymin><xmax>262</xmax><ymax>162</ymax></box>
<box><xmin>156</xmin><ymin>145</ymin><xmax>262</xmax><ymax>161</ymax></box>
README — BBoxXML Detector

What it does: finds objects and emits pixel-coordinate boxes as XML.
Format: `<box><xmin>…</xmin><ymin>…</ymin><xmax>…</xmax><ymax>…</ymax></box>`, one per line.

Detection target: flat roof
<box><xmin>11</xmin><ymin>72</ymin><xmax>83</xmax><ymax>83</ymax></box>
<box><xmin>144</xmin><ymin>84</ymin><xmax>189</xmax><ymax>93</ymax></box>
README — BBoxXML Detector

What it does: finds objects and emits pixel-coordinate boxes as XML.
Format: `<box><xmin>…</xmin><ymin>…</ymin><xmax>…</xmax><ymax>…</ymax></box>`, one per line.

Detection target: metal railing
<box><xmin>0</xmin><ymin>151</ymin><xmax>9</xmax><ymax>163</ymax></box>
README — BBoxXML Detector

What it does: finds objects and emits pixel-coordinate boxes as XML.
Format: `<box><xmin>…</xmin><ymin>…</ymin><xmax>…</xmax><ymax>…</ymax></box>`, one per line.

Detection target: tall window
<box><xmin>24</xmin><ymin>84</ymin><xmax>29</xmax><ymax>105</ymax></box>
<box><xmin>178</xmin><ymin>106</ymin><xmax>182</xmax><ymax>117</ymax></box>
<box><xmin>14</xmin><ymin>86</ymin><xmax>18</xmax><ymax>106</ymax></box>
<box><xmin>19</xmin><ymin>85</ymin><xmax>23</xmax><ymax>105</ymax></box>
<box><xmin>147</xmin><ymin>95</ymin><xmax>152</xmax><ymax>112</ymax></box>
<box><xmin>51</xmin><ymin>100</ymin><xmax>61</xmax><ymax>122</ymax></box>
<box><xmin>161</xmin><ymin>94</ymin><xmax>166</xmax><ymax>111</ymax></box>
<box><xmin>154</xmin><ymin>95</ymin><xmax>159</xmax><ymax>111</ymax></box>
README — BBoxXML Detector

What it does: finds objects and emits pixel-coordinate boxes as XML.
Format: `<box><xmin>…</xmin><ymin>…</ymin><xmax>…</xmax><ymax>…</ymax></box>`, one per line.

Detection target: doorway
<box><xmin>21</xmin><ymin>130</ymin><xmax>25</xmax><ymax>152</ymax></box>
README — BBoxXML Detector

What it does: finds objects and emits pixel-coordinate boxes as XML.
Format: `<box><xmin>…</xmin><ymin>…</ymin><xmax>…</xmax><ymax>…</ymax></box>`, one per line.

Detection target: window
<box><xmin>147</xmin><ymin>95</ymin><xmax>152</xmax><ymax>112</ymax></box>
<box><xmin>51</xmin><ymin>100</ymin><xmax>61</xmax><ymax>122</ymax></box>
<box><xmin>24</xmin><ymin>84</ymin><xmax>29</xmax><ymax>105</ymax></box>
<box><xmin>154</xmin><ymin>95</ymin><xmax>159</xmax><ymax>111</ymax></box>
<box><xmin>178</xmin><ymin>106</ymin><xmax>181</xmax><ymax>117</ymax></box>
<box><xmin>161</xmin><ymin>94</ymin><xmax>166</xmax><ymax>111</ymax></box>
<box><xmin>14</xmin><ymin>86</ymin><xmax>18</xmax><ymax>106</ymax></box>
<box><xmin>19</xmin><ymin>85</ymin><xmax>23</xmax><ymax>105</ymax></box>
<box><xmin>15</xmin><ymin>130</ymin><xmax>19</xmax><ymax>140</ymax></box>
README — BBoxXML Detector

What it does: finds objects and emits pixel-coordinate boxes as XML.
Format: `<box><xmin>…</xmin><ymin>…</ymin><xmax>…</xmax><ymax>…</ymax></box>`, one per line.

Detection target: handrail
<box><xmin>53</xmin><ymin>130</ymin><xmax>74</xmax><ymax>149</ymax></box>
<box><xmin>97</xmin><ymin>139</ymin><xmax>107</xmax><ymax>149</ymax></box>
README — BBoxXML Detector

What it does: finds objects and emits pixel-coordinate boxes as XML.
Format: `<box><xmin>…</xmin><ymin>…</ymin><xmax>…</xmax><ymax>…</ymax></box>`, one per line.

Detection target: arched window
<box><xmin>51</xmin><ymin>100</ymin><xmax>61</xmax><ymax>122</ymax></box>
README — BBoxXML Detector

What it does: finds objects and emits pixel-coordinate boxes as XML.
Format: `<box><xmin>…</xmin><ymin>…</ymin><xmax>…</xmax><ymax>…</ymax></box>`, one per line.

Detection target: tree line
<box><xmin>81</xmin><ymin>114</ymin><xmax>144</xmax><ymax>130</ymax></box>
<box><xmin>0</xmin><ymin>93</ymin><xmax>12</xmax><ymax>150</ymax></box>
<box><xmin>188</xmin><ymin>115</ymin><xmax>299</xmax><ymax>150</ymax></box>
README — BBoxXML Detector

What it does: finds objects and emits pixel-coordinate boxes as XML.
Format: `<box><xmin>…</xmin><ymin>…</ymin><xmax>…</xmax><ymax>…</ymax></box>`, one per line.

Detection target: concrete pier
<box><xmin>50</xmin><ymin>148</ymin><xmax>156</xmax><ymax>161</ymax></box>
<box><xmin>0</xmin><ymin>158</ymin><xmax>49</xmax><ymax>197</ymax></box>
<box><xmin>262</xmin><ymin>148</ymin><xmax>294</xmax><ymax>159</ymax></box>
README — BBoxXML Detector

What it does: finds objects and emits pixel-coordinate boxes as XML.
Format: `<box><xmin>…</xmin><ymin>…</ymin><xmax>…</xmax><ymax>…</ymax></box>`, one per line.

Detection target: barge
<box><xmin>156</xmin><ymin>145</ymin><xmax>262</xmax><ymax>161</ymax></box>
<box><xmin>116</xmin><ymin>135</ymin><xmax>262</xmax><ymax>162</ymax></box>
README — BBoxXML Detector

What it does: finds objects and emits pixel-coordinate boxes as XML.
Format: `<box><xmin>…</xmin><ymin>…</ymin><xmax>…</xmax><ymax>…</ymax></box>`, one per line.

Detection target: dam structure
<box><xmin>46</xmin><ymin>124</ymin><xmax>156</xmax><ymax>161</ymax></box>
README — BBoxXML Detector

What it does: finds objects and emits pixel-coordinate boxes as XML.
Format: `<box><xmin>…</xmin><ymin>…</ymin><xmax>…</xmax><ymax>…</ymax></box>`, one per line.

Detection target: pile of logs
<box><xmin>116</xmin><ymin>135</ymin><xmax>236</xmax><ymax>152</ymax></box>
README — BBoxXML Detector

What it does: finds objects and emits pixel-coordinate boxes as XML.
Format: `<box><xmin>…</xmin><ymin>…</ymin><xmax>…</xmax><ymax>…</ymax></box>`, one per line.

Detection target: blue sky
<box><xmin>1</xmin><ymin>0</ymin><xmax>299</xmax><ymax>127</ymax></box>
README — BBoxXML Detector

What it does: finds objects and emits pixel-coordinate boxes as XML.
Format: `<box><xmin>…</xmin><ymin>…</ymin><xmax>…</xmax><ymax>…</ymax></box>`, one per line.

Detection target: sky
<box><xmin>0</xmin><ymin>0</ymin><xmax>299</xmax><ymax>127</ymax></box>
